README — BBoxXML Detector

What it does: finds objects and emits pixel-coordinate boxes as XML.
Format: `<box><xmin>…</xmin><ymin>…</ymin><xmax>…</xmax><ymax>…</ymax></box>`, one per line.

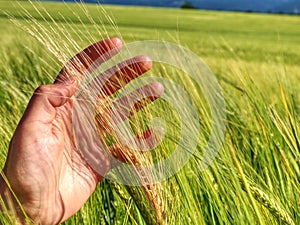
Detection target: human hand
<box><xmin>0</xmin><ymin>37</ymin><xmax>163</xmax><ymax>224</ymax></box>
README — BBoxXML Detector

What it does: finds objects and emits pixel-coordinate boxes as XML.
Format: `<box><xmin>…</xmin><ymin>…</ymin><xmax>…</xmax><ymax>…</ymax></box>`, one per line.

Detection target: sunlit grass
<box><xmin>0</xmin><ymin>1</ymin><xmax>299</xmax><ymax>224</ymax></box>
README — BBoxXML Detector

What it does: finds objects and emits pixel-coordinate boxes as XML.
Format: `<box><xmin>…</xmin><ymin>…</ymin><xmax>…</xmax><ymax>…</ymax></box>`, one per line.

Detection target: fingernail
<box><xmin>113</xmin><ymin>37</ymin><xmax>123</xmax><ymax>47</ymax></box>
<box><xmin>151</xmin><ymin>82</ymin><xmax>164</xmax><ymax>97</ymax></box>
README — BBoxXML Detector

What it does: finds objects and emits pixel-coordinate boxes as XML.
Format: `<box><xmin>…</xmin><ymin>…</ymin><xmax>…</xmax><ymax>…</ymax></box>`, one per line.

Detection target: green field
<box><xmin>0</xmin><ymin>0</ymin><xmax>299</xmax><ymax>224</ymax></box>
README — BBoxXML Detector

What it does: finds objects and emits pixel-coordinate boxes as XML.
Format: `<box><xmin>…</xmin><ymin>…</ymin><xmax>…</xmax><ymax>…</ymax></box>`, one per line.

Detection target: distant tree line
<box><xmin>181</xmin><ymin>0</ymin><xmax>196</xmax><ymax>9</ymax></box>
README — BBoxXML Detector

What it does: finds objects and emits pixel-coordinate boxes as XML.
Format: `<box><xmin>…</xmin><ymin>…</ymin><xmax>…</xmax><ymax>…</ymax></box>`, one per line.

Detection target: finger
<box><xmin>112</xmin><ymin>125</ymin><xmax>165</xmax><ymax>154</ymax></box>
<box><xmin>95</xmin><ymin>82</ymin><xmax>164</xmax><ymax>160</ymax></box>
<box><xmin>55</xmin><ymin>37</ymin><xmax>122</xmax><ymax>84</ymax></box>
<box><xmin>111</xmin><ymin>144</ymin><xmax>142</xmax><ymax>165</ymax></box>
<box><xmin>111</xmin><ymin>81</ymin><xmax>164</xmax><ymax>121</ymax></box>
<box><xmin>89</xmin><ymin>55</ymin><xmax>152</xmax><ymax>97</ymax></box>
<box><xmin>110</xmin><ymin>127</ymin><xmax>164</xmax><ymax>164</ymax></box>
<box><xmin>21</xmin><ymin>80</ymin><xmax>78</xmax><ymax>124</ymax></box>
<box><xmin>135</xmin><ymin>127</ymin><xmax>165</xmax><ymax>150</ymax></box>
<box><xmin>94</xmin><ymin>82</ymin><xmax>164</xmax><ymax>133</ymax></box>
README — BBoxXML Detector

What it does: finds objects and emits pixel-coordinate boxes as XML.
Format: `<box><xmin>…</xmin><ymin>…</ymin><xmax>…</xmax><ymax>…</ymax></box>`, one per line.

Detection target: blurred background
<box><xmin>49</xmin><ymin>0</ymin><xmax>300</xmax><ymax>14</ymax></box>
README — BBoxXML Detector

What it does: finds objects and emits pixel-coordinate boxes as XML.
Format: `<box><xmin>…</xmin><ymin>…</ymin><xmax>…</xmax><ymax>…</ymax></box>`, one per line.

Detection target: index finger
<box><xmin>55</xmin><ymin>37</ymin><xmax>123</xmax><ymax>84</ymax></box>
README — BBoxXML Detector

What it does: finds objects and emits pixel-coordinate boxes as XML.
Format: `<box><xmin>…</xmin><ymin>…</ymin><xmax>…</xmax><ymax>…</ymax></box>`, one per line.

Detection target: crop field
<box><xmin>0</xmin><ymin>0</ymin><xmax>299</xmax><ymax>224</ymax></box>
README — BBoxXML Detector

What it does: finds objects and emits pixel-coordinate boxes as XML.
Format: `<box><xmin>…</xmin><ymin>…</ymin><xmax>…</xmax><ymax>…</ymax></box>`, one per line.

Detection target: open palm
<box><xmin>1</xmin><ymin>37</ymin><xmax>163</xmax><ymax>224</ymax></box>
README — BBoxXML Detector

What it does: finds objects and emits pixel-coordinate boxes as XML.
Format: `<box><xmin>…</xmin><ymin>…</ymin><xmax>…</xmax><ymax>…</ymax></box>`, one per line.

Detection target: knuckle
<box><xmin>34</xmin><ymin>84</ymin><xmax>64</xmax><ymax>99</ymax></box>
<box><xmin>34</xmin><ymin>84</ymin><xmax>51</xmax><ymax>95</ymax></box>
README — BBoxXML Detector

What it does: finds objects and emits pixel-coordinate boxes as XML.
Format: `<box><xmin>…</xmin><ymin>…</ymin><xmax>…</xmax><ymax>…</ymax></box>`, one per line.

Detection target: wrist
<box><xmin>0</xmin><ymin>173</ymin><xmax>31</xmax><ymax>224</ymax></box>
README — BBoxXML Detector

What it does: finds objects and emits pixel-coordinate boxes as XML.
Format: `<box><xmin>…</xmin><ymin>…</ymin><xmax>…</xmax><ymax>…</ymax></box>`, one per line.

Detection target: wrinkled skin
<box><xmin>0</xmin><ymin>37</ymin><xmax>163</xmax><ymax>224</ymax></box>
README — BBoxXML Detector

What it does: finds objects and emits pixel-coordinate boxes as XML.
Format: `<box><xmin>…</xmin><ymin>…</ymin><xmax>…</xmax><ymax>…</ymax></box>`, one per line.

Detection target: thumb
<box><xmin>21</xmin><ymin>79</ymin><xmax>78</xmax><ymax>124</ymax></box>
